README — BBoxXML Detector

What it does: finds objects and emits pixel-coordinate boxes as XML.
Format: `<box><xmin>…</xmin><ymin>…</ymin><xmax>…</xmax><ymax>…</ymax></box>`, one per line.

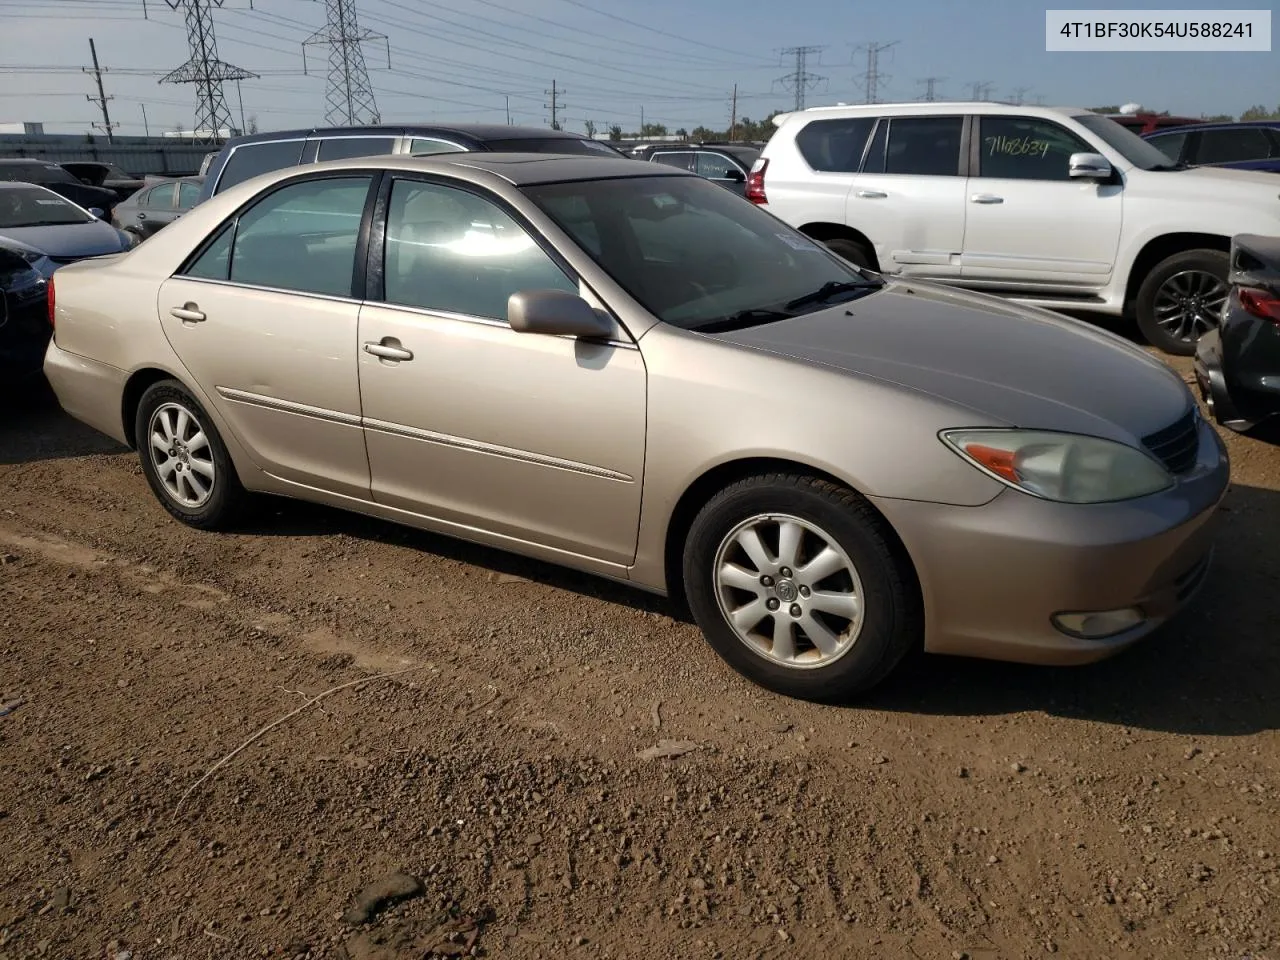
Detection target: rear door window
<box><xmin>316</xmin><ymin>136</ymin><xmax>398</xmax><ymax>161</ymax></box>
<box><xmin>215</xmin><ymin>140</ymin><xmax>306</xmax><ymax>193</ymax></box>
<box><xmin>177</xmin><ymin>180</ymin><xmax>202</xmax><ymax>209</ymax></box>
<box><xmin>652</xmin><ymin>152</ymin><xmax>695</xmax><ymax>171</ymax></box>
<box><xmin>795</xmin><ymin>117</ymin><xmax>877</xmax><ymax>172</ymax></box>
<box><xmin>695</xmin><ymin>152</ymin><xmax>741</xmax><ymax>178</ymax></box>
<box><xmin>873</xmin><ymin>117</ymin><xmax>964</xmax><ymax>176</ymax></box>
<box><xmin>407</xmin><ymin>137</ymin><xmax>468</xmax><ymax>157</ymax></box>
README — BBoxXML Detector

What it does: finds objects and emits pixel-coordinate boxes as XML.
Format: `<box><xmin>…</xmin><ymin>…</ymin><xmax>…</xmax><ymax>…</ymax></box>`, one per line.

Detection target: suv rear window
<box><xmin>215</xmin><ymin>139</ymin><xmax>306</xmax><ymax>193</ymax></box>
<box><xmin>795</xmin><ymin>117</ymin><xmax>876</xmax><ymax>172</ymax></box>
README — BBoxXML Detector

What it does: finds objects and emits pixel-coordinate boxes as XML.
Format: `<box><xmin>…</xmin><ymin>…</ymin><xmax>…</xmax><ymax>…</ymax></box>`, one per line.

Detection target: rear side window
<box><xmin>183</xmin><ymin>176</ymin><xmax>372</xmax><ymax>297</ymax></box>
<box><xmin>408</xmin><ymin>137</ymin><xmax>468</xmax><ymax>157</ymax></box>
<box><xmin>1193</xmin><ymin>128</ymin><xmax>1276</xmax><ymax>164</ymax></box>
<box><xmin>215</xmin><ymin>140</ymin><xmax>306</xmax><ymax>193</ymax></box>
<box><xmin>795</xmin><ymin>117</ymin><xmax>876</xmax><ymax>172</ymax></box>
<box><xmin>317</xmin><ymin>136</ymin><xmax>397</xmax><ymax>161</ymax></box>
<box><xmin>652</xmin><ymin>152</ymin><xmax>695</xmax><ymax>171</ymax></box>
<box><xmin>177</xmin><ymin>180</ymin><xmax>202</xmax><ymax>209</ymax></box>
<box><xmin>864</xmin><ymin>117</ymin><xmax>964</xmax><ymax>176</ymax></box>
<box><xmin>141</xmin><ymin>184</ymin><xmax>176</xmax><ymax>208</ymax></box>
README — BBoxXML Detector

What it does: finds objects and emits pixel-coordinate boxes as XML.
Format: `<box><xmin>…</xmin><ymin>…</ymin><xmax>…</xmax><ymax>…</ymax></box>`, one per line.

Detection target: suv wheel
<box><xmin>1135</xmin><ymin>249</ymin><xmax>1230</xmax><ymax>356</ymax></box>
<box><xmin>823</xmin><ymin>238</ymin><xmax>874</xmax><ymax>270</ymax></box>
<box><xmin>682</xmin><ymin>473</ymin><xmax>920</xmax><ymax>702</ymax></box>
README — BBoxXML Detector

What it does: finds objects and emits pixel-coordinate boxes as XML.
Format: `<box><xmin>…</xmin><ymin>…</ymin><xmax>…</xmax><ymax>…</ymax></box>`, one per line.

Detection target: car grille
<box><xmin>1141</xmin><ymin>410</ymin><xmax>1200</xmax><ymax>475</ymax></box>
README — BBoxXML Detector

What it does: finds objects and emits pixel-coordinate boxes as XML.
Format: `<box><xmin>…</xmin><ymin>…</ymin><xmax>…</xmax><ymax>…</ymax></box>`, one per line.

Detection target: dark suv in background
<box><xmin>1144</xmin><ymin>121</ymin><xmax>1280</xmax><ymax>174</ymax></box>
<box><xmin>197</xmin><ymin>123</ymin><xmax>624</xmax><ymax>203</ymax></box>
<box><xmin>631</xmin><ymin>142</ymin><xmax>762</xmax><ymax>195</ymax></box>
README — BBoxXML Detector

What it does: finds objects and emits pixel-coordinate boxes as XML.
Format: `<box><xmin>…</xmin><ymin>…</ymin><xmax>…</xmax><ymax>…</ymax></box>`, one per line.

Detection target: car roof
<box><xmin>0</xmin><ymin>180</ymin><xmax>60</xmax><ymax>191</ymax></box>
<box><xmin>215</xmin><ymin>123</ymin><xmax>596</xmax><ymax>149</ymax></box>
<box><xmin>775</xmin><ymin>101</ymin><xmax>1092</xmax><ymax>123</ymax></box>
<box><xmin>1147</xmin><ymin>120</ymin><xmax>1280</xmax><ymax>134</ymax></box>
<box><xmin>273</xmin><ymin>152</ymin><xmax>688</xmax><ymax>187</ymax></box>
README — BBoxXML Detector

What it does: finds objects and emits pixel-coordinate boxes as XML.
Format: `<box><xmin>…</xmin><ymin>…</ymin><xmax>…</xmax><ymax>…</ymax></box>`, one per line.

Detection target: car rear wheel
<box><xmin>135</xmin><ymin>380</ymin><xmax>248</xmax><ymax>530</ymax></box>
<box><xmin>823</xmin><ymin>237</ymin><xmax>874</xmax><ymax>271</ymax></box>
<box><xmin>682</xmin><ymin>473</ymin><xmax>920</xmax><ymax>702</ymax></box>
<box><xmin>1135</xmin><ymin>249</ymin><xmax>1230</xmax><ymax>356</ymax></box>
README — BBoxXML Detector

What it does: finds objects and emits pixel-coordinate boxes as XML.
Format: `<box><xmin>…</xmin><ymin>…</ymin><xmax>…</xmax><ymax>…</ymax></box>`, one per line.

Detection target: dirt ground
<box><xmin>1</xmin><ymin>351</ymin><xmax>1278</xmax><ymax>960</ymax></box>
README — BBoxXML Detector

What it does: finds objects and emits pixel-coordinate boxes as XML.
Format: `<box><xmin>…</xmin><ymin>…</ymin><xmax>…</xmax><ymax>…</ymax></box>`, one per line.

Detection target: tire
<box><xmin>682</xmin><ymin>472</ymin><xmax>921</xmax><ymax>702</ymax></box>
<box><xmin>134</xmin><ymin>379</ymin><xmax>249</xmax><ymax>530</ymax></box>
<box><xmin>1135</xmin><ymin>249</ymin><xmax>1229</xmax><ymax>356</ymax></box>
<box><xmin>824</xmin><ymin>237</ymin><xmax>874</xmax><ymax>271</ymax></box>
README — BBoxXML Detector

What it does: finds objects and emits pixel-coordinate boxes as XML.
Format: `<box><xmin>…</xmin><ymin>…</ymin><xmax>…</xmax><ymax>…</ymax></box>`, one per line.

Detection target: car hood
<box><xmin>1161</xmin><ymin>163</ymin><xmax>1280</xmax><ymax>193</ymax></box>
<box><xmin>0</xmin><ymin>219</ymin><xmax>127</xmax><ymax>259</ymax></box>
<box><xmin>710</xmin><ymin>281</ymin><xmax>1193</xmax><ymax>445</ymax></box>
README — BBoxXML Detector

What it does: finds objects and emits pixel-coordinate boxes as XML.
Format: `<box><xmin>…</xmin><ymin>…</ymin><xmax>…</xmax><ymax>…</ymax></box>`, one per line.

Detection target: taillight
<box><xmin>46</xmin><ymin>275</ymin><xmax>55</xmax><ymax>331</ymax></box>
<box><xmin>1238</xmin><ymin>286</ymin><xmax>1280</xmax><ymax>325</ymax></box>
<box><xmin>745</xmin><ymin>157</ymin><xmax>768</xmax><ymax>204</ymax></box>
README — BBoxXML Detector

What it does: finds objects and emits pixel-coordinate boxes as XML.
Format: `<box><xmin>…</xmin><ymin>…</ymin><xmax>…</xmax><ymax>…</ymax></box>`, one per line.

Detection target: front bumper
<box><xmin>871</xmin><ymin>416</ymin><xmax>1229</xmax><ymax>666</ymax></box>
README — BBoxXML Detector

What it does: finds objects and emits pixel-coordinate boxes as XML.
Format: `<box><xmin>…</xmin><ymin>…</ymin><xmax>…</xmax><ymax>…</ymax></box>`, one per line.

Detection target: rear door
<box><xmin>137</xmin><ymin>182</ymin><xmax>178</xmax><ymax>237</ymax></box>
<box><xmin>846</xmin><ymin>115</ymin><xmax>968</xmax><ymax>278</ymax></box>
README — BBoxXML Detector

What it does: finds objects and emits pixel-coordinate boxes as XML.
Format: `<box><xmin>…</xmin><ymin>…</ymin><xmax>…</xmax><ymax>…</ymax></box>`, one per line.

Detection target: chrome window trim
<box><xmin>176</xmin><ymin>274</ymin><xmax>364</xmax><ymax>306</ymax></box>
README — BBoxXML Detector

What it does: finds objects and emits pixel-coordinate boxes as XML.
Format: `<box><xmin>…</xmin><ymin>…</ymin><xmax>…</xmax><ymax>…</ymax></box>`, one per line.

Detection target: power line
<box><xmin>854</xmin><ymin>40</ymin><xmax>898</xmax><ymax>104</ymax></box>
<box><xmin>302</xmin><ymin>0</ymin><xmax>388</xmax><ymax>126</ymax></box>
<box><xmin>152</xmin><ymin>0</ymin><xmax>258</xmax><ymax>141</ymax></box>
<box><xmin>775</xmin><ymin>45</ymin><xmax>825</xmax><ymax>112</ymax></box>
<box><xmin>83</xmin><ymin>38</ymin><xmax>116</xmax><ymax>142</ymax></box>
<box><xmin>916</xmin><ymin>76</ymin><xmax>945</xmax><ymax>102</ymax></box>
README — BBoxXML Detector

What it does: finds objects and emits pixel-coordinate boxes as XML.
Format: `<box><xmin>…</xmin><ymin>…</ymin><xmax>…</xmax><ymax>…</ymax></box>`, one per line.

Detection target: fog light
<box><xmin>1051</xmin><ymin>607</ymin><xmax>1146</xmax><ymax>640</ymax></box>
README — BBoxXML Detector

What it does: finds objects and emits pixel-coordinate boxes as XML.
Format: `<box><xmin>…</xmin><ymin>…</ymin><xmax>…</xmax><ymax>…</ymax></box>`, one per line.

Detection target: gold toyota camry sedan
<box><xmin>42</xmin><ymin>153</ymin><xmax>1229</xmax><ymax>701</ymax></box>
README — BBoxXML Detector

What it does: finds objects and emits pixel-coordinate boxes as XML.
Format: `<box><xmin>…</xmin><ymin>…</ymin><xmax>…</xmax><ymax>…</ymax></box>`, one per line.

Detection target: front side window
<box><xmin>183</xmin><ymin>176</ymin><xmax>372</xmax><ymax>297</ymax></box>
<box><xmin>976</xmin><ymin>116</ymin><xmax>1093</xmax><ymax>180</ymax></box>
<box><xmin>216</xmin><ymin>140</ymin><xmax>306</xmax><ymax>193</ymax></box>
<box><xmin>795</xmin><ymin>117</ymin><xmax>876</xmax><ymax>172</ymax></box>
<box><xmin>381</xmin><ymin>179</ymin><xmax>576</xmax><ymax>321</ymax></box>
<box><xmin>1193</xmin><ymin>128</ymin><xmax>1275</xmax><ymax>164</ymax></box>
<box><xmin>408</xmin><ymin>137</ymin><xmax>468</xmax><ymax>157</ymax></box>
<box><xmin>1146</xmin><ymin>131</ymin><xmax>1188</xmax><ymax>163</ymax></box>
<box><xmin>695</xmin><ymin>152</ymin><xmax>740</xmax><ymax>179</ymax></box>
<box><xmin>316</xmin><ymin>136</ymin><xmax>397</xmax><ymax>162</ymax></box>
<box><xmin>525</xmin><ymin>175</ymin><xmax>875</xmax><ymax>331</ymax></box>
<box><xmin>652</xmin><ymin>152</ymin><xmax>694</xmax><ymax>171</ymax></box>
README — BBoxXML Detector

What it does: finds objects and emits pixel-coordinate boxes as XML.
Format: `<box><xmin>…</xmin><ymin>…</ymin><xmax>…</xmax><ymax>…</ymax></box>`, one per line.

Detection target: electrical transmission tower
<box><xmin>916</xmin><ymin>76</ymin><xmax>946</xmax><ymax>102</ymax></box>
<box><xmin>854</xmin><ymin>41</ymin><xmax>898</xmax><ymax>104</ymax></box>
<box><xmin>775</xmin><ymin>46</ymin><xmax>826</xmax><ymax>112</ymax></box>
<box><xmin>1009</xmin><ymin>86</ymin><xmax>1032</xmax><ymax>106</ymax></box>
<box><xmin>84</xmin><ymin>38</ymin><xmax>115</xmax><ymax>142</ymax></box>
<box><xmin>545</xmin><ymin>79</ymin><xmax>565</xmax><ymax>129</ymax></box>
<box><xmin>155</xmin><ymin>0</ymin><xmax>257</xmax><ymax>143</ymax></box>
<box><xmin>303</xmin><ymin>0</ymin><xmax>389</xmax><ymax>126</ymax></box>
<box><xmin>967</xmin><ymin>80</ymin><xmax>995</xmax><ymax>101</ymax></box>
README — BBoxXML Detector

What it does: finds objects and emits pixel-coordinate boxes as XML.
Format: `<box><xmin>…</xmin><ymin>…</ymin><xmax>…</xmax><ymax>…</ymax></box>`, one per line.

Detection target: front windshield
<box><xmin>1072</xmin><ymin>114</ymin><xmax>1181</xmax><ymax>170</ymax></box>
<box><xmin>0</xmin><ymin>186</ymin><xmax>94</xmax><ymax>228</ymax></box>
<box><xmin>523</xmin><ymin>174</ymin><xmax>876</xmax><ymax>330</ymax></box>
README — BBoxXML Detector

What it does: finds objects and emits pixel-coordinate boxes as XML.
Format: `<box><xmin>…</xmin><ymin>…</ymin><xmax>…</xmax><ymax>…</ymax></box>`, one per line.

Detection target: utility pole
<box><xmin>545</xmin><ymin>79</ymin><xmax>564</xmax><ymax>130</ymax></box>
<box><xmin>235</xmin><ymin>78</ymin><xmax>246</xmax><ymax>133</ymax></box>
<box><xmin>968</xmin><ymin>80</ymin><xmax>994</xmax><ymax>101</ymax></box>
<box><xmin>140</xmin><ymin>103</ymin><xmax>150</xmax><ymax>137</ymax></box>
<box><xmin>640</xmin><ymin>105</ymin><xmax>645</xmax><ymax>134</ymax></box>
<box><xmin>776</xmin><ymin>45</ymin><xmax>825</xmax><ymax>112</ymax></box>
<box><xmin>729</xmin><ymin>83</ymin><xmax>738</xmax><ymax>140</ymax></box>
<box><xmin>1009</xmin><ymin>86</ymin><xmax>1032</xmax><ymax>106</ymax></box>
<box><xmin>84</xmin><ymin>38</ymin><xmax>115</xmax><ymax>143</ymax></box>
<box><xmin>505</xmin><ymin>95</ymin><xmax>511</xmax><ymax>125</ymax></box>
<box><xmin>916</xmin><ymin>76</ymin><xmax>945</xmax><ymax>102</ymax></box>
<box><xmin>854</xmin><ymin>40</ymin><xmax>898</xmax><ymax>104</ymax></box>
<box><xmin>303</xmin><ymin>0</ymin><xmax>389</xmax><ymax>126</ymax></box>
<box><xmin>156</xmin><ymin>0</ymin><xmax>258</xmax><ymax>143</ymax></box>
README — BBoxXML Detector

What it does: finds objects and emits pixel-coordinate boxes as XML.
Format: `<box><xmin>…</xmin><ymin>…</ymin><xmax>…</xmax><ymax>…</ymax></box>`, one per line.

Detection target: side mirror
<box><xmin>508</xmin><ymin>289</ymin><xmax>614</xmax><ymax>339</ymax></box>
<box><xmin>723</xmin><ymin>168</ymin><xmax>746</xmax><ymax>182</ymax></box>
<box><xmin>1068</xmin><ymin>152</ymin><xmax>1112</xmax><ymax>179</ymax></box>
<box><xmin>88</xmin><ymin>207</ymin><xmax>105</xmax><ymax>219</ymax></box>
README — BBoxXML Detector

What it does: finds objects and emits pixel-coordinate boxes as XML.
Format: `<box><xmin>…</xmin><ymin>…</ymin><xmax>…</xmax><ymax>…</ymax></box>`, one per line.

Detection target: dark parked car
<box><xmin>0</xmin><ymin>182</ymin><xmax>135</xmax><ymax>279</ymax></box>
<box><xmin>197</xmin><ymin>123</ymin><xmax>624</xmax><ymax>203</ymax></box>
<box><xmin>112</xmin><ymin>175</ymin><xmax>204</xmax><ymax>241</ymax></box>
<box><xmin>633</xmin><ymin>142</ymin><xmax>761</xmax><ymax>195</ymax></box>
<box><xmin>0</xmin><ymin>244</ymin><xmax>49</xmax><ymax>382</ymax></box>
<box><xmin>1144</xmin><ymin>121</ymin><xmax>1280</xmax><ymax>173</ymax></box>
<box><xmin>1195</xmin><ymin>234</ymin><xmax>1280</xmax><ymax>434</ymax></box>
<box><xmin>0</xmin><ymin>159</ymin><xmax>120</xmax><ymax>216</ymax></box>
<box><xmin>59</xmin><ymin>161</ymin><xmax>147</xmax><ymax>203</ymax></box>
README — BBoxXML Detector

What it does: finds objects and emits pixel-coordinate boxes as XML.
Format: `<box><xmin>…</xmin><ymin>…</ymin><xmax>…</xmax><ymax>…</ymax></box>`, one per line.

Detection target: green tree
<box><xmin>640</xmin><ymin>122</ymin><xmax>668</xmax><ymax>137</ymax></box>
<box><xmin>1240</xmin><ymin>104</ymin><xmax>1280</xmax><ymax>121</ymax></box>
<box><xmin>608</xmin><ymin>124</ymin><xmax>623</xmax><ymax>141</ymax></box>
<box><xmin>690</xmin><ymin>125</ymin><xmax>721</xmax><ymax>141</ymax></box>
<box><xmin>584</xmin><ymin>119</ymin><xmax>597</xmax><ymax>138</ymax></box>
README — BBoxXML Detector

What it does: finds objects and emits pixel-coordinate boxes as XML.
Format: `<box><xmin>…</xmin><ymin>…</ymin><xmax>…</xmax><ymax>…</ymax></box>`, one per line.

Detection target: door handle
<box><xmin>970</xmin><ymin>193</ymin><xmax>1004</xmax><ymax>204</ymax></box>
<box><xmin>856</xmin><ymin>190</ymin><xmax>887</xmax><ymax>199</ymax></box>
<box><xmin>363</xmin><ymin>339</ymin><xmax>414</xmax><ymax>362</ymax></box>
<box><xmin>169</xmin><ymin>303</ymin><xmax>205</xmax><ymax>323</ymax></box>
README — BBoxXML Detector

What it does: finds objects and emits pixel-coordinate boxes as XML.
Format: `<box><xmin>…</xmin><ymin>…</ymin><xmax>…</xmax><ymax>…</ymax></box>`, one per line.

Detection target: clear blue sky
<box><xmin>0</xmin><ymin>0</ymin><xmax>1275</xmax><ymax>136</ymax></box>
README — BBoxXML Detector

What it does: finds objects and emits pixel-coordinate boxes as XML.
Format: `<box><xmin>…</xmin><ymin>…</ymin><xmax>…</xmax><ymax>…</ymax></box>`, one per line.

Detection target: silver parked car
<box><xmin>43</xmin><ymin>153</ymin><xmax>1229</xmax><ymax>701</ymax></box>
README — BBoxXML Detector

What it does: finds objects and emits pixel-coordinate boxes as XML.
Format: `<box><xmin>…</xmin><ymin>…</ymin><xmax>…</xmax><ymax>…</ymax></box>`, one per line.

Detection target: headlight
<box><xmin>940</xmin><ymin>429</ymin><xmax>1174</xmax><ymax>504</ymax></box>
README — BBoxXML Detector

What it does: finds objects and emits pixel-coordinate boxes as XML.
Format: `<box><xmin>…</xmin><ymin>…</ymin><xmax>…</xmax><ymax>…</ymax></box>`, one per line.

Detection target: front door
<box><xmin>845</xmin><ymin>115</ymin><xmax>969</xmax><ymax>278</ymax></box>
<box><xmin>959</xmin><ymin>115</ymin><xmax>1123</xmax><ymax>291</ymax></box>
<box><xmin>157</xmin><ymin>173</ymin><xmax>376</xmax><ymax>498</ymax></box>
<box><xmin>357</xmin><ymin>176</ymin><xmax>646</xmax><ymax>566</ymax></box>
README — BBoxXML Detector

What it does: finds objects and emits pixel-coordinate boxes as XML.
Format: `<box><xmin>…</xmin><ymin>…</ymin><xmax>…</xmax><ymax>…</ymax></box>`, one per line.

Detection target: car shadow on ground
<box><xmin>867</xmin><ymin>481</ymin><xmax>1280</xmax><ymax>737</ymax></box>
<box><xmin>0</xmin><ymin>376</ymin><xmax>128</xmax><ymax>464</ymax></box>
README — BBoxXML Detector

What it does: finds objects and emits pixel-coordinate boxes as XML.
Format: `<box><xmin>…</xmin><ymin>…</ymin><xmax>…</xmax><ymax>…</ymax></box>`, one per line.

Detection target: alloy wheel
<box><xmin>1152</xmin><ymin>269</ymin><xmax>1229</xmax><ymax>345</ymax></box>
<box><xmin>148</xmin><ymin>401</ymin><xmax>216</xmax><ymax>508</ymax></box>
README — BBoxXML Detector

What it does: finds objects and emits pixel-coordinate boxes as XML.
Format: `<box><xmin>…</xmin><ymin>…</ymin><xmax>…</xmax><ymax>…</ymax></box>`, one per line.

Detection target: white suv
<box><xmin>748</xmin><ymin>102</ymin><xmax>1280</xmax><ymax>355</ymax></box>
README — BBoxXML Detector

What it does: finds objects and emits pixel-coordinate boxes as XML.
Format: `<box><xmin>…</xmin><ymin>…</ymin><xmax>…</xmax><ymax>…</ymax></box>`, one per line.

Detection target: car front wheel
<box><xmin>682</xmin><ymin>473</ymin><xmax>921</xmax><ymax>702</ymax></box>
<box><xmin>135</xmin><ymin>379</ymin><xmax>248</xmax><ymax>529</ymax></box>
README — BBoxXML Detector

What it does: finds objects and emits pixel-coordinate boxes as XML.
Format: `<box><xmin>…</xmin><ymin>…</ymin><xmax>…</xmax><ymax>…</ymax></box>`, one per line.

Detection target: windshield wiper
<box><xmin>784</xmin><ymin>278</ymin><xmax>881</xmax><ymax>311</ymax></box>
<box><xmin>690</xmin><ymin>308</ymin><xmax>794</xmax><ymax>333</ymax></box>
<box><xmin>12</xmin><ymin>219</ymin><xmax>84</xmax><ymax>227</ymax></box>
